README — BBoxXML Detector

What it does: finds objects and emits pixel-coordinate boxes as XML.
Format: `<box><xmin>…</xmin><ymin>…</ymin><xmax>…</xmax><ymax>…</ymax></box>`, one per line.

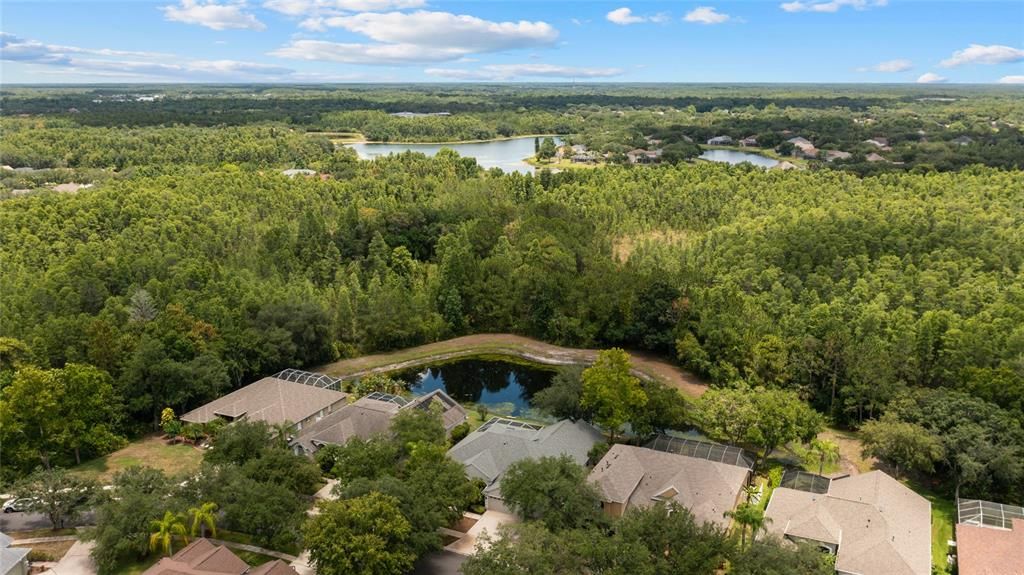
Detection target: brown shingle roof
<box><xmin>956</xmin><ymin>519</ymin><xmax>1024</xmax><ymax>575</ymax></box>
<box><xmin>143</xmin><ymin>539</ymin><xmax>249</xmax><ymax>575</ymax></box>
<box><xmin>181</xmin><ymin>375</ymin><xmax>348</xmax><ymax>427</ymax></box>
<box><xmin>248</xmin><ymin>560</ymin><xmax>300</xmax><ymax>575</ymax></box>
<box><xmin>764</xmin><ymin>471</ymin><xmax>931</xmax><ymax>575</ymax></box>
<box><xmin>589</xmin><ymin>444</ymin><xmax>750</xmax><ymax>528</ymax></box>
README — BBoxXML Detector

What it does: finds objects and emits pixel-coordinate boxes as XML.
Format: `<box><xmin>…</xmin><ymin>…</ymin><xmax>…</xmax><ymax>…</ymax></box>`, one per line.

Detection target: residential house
<box><xmin>448</xmin><ymin>418</ymin><xmax>603</xmax><ymax>513</ymax></box>
<box><xmin>866</xmin><ymin>152</ymin><xmax>888</xmax><ymax>162</ymax></box>
<box><xmin>626</xmin><ymin>149</ymin><xmax>662</xmax><ymax>164</ymax></box>
<box><xmin>954</xmin><ymin>498</ymin><xmax>1024</xmax><ymax>575</ymax></box>
<box><xmin>952</xmin><ymin>135</ymin><xmax>974</xmax><ymax>146</ymax></box>
<box><xmin>1</xmin><ymin>533</ymin><xmax>30</xmax><ymax>575</ymax></box>
<box><xmin>763</xmin><ymin>470</ymin><xmax>931</xmax><ymax>575</ymax></box>
<box><xmin>863</xmin><ymin>138</ymin><xmax>892</xmax><ymax>151</ymax></box>
<box><xmin>281</xmin><ymin>168</ymin><xmax>317</xmax><ymax>178</ymax></box>
<box><xmin>291</xmin><ymin>389</ymin><xmax>466</xmax><ymax>456</ymax></box>
<box><xmin>825</xmin><ymin>150</ymin><xmax>852</xmax><ymax>162</ymax></box>
<box><xmin>588</xmin><ymin>442</ymin><xmax>750</xmax><ymax>529</ymax></box>
<box><xmin>181</xmin><ymin>369</ymin><xmax>349</xmax><ymax>433</ymax></box>
<box><xmin>787</xmin><ymin>136</ymin><xmax>813</xmax><ymax>147</ymax></box>
<box><xmin>51</xmin><ymin>183</ymin><xmax>94</xmax><ymax>193</ymax></box>
<box><xmin>572</xmin><ymin>152</ymin><xmax>598</xmax><ymax>164</ymax></box>
<box><xmin>141</xmin><ymin>538</ymin><xmax>299</xmax><ymax>575</ymax></box>
<box><xmin>771</xmin><ymin>161</ymin><xmax>801</xmax><ymax>171</ymax></box>
<box><xmin>707</xmin><ymin>135</ymin><xmax>733</xmax><ymax>146</ymax></box>
<box><xmin>739</xmin><ymin>136</ymin><xmax>758</xmax><ymax>147</ymax></box>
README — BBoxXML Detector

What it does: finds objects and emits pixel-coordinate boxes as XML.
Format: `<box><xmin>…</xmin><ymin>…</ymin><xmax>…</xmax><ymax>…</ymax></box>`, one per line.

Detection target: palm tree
<box><xmin>188</xmin><ymin>502</ymin><xmax>218</xmax><ymax>538</ymax></box>
<box><xmin>724</xmin><ymin>502</ymin><xmax>770</xmax><ymax>550</ymax></box>
<box><xmin>804</xmin><ymin>438</ymin><xmax>840</xmax><ymax>476</ymax></box>
<box><xmin>150</xmin><ymin>511</ymin><xmax>189</xmax><ymax>556</ymax></box>
<box><xmin>270</xmin><ymin>421</ymin><xmax>293</xmax><ymax>448</ymax></box>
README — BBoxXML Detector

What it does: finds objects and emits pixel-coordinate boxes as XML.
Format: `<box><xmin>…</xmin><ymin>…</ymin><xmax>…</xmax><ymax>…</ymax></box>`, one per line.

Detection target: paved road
<box><xmin>0</xmin><ymin>511</ymin><xmax>95</xmax><ymax>533</ymax></box>
<box><xmin>411</xmin><ymin>551</ymin><xmax>467</xmax><ymax>575</ymax></box>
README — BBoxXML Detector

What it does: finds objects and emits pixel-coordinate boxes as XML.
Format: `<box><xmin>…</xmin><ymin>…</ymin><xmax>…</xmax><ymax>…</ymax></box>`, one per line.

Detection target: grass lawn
<box><xmin>72</xmin><ymin>435</ymin><xmax>203</xmax><ymax>483</ymax></box>
<box><xmin>6</xmin><ymin>527</ymin><xmax>77</xmax><ymax>539</ymax></box>
<box><xmin>909</xmin><ymin>481</ymin><xmax>955</xmax><ymax>574</ymax></box>
<box><xmin>16</xmin><ymin>539</ymin><xmax>76</xmax><ymax>562</ymax></box>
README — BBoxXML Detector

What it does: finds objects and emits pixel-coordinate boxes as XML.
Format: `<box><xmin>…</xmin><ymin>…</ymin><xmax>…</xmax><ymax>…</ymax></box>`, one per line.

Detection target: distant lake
<box><xmin>346</xmin><ymin>136</ymin><xmax>562</xmax><ymax>174</ymax></box>
<box><xmin>700</xmin><ymin>149</ymin><xmax>779</xmax><ymax>168</ymax></box>
<box><xmin>392</xmin><ymin>357</ymin><xmax>556</xmax><ymax>419</ymax></box>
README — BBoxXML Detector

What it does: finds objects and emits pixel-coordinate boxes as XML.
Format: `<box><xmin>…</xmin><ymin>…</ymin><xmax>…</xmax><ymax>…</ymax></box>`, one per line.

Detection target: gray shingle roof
<box><xmin>763</xmin><ymin>470</ymin><xmax>931</xmax><ymax>575</ymax></box>
<box><xmin>448</xmin><ymin>419</ymin><xmax>603</xmax><ymax>494</ymax></box>
<box><xmin>181</xmin><ymin>375</ymin><xmax>348</xmax><ymax>427</ymax></box>
<box><xmin>290</xmin><ymin>389</ymin><xmax>467</xmax><ymax>453</ymax></box>
<box><xmin>588</xmin><ymin>444</ymin><xmax>750</xmax><ymax>528</ymax></box>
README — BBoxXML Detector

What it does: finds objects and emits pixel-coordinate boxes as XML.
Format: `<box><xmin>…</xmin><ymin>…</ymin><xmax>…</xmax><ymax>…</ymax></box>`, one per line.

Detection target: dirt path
<box><xmin>820</xmin><ymin>428</ymin><xmax>876</xmax><ymax>477</ymax></box>
<box><xmin>315</xmin><ymin>333</ymin><xmax>708</xmax><ymax>398</ymax></box>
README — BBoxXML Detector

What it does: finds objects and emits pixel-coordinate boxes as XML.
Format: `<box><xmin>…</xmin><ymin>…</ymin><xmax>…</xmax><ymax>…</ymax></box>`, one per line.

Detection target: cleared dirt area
<box><xmin>315</xmin><ymin>333</ymin><xmax>708</xmax><ymax>398</ymax></box>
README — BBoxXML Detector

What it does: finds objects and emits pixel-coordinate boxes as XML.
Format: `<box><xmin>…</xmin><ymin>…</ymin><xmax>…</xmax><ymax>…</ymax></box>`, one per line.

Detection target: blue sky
<box><xmin>1</xmin><ymin>0</ymin><xmax>1022</xmax><ymax>83</ymax></box>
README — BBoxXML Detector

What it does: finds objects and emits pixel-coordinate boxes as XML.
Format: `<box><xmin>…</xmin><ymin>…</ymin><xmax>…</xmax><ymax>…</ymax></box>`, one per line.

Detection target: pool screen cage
<box><xmin>958</xmin><ymin>498</ymin><xmax>1024</xmax><ymax>529</ymax></box>
<box><xmin>780</xmin><ymin>469</ymin><xmax>832</xmax><ymax>494</ymax></box>
<box><xmin>645</xmin><ymin>434</ymin><xmax>755</xmax><ymax>470</ymax></box>
<box><xmin>273</xmin><ymin>369</ymin><xmax>343</xmax><ymax>391</ymax></box>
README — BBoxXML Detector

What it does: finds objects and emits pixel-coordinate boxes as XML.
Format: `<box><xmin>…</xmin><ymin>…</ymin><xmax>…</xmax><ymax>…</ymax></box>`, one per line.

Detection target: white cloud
<box><xmin>780</xmin><ymin>0</ymin><xmax>886</xmax><ymax>13</ymax></box>
<box><xmin>269</xmin><ymin>40</ymin><xmax>466</xmax><ymax>64</ymax></box>
<box><xmin>425</xmin><ymin>63</ymin><xmax>625</xmax><ymax>81</ymax></box>
<box><xmin>857</xmin><ymin>58</ymin><xmax>912</xmax><ymax>72</ymax></box>
<box><xmin>0</xmin><ymin>33</ymin><xmax>300</xmax><ymax>81</ymax></box>
<box><xmin>161</xmin><ymin>0</ymin><xmax>266</xmax><ymax>31</ymax></box>
<box><xmin>917</xmin><ymin>72</ymin><xmax>947</xmax><ymax>84</ymax></box>
<box><xmin>606</xmin><ymin>7</ymin><xmax>668</xmax><ymax>25</ymax></box>
<box><xmin>940</xmin><ymin>44</ymin><xmax>1024</xmax><ymax>67</ymax></box>
<box><xmin>684</xmin><ymin>7</ymin><xmax>730</xmax><ymax>24</ymax></box>
<box><xmin>271</xmin><ymin>11</ymin><xmax>559</xmax><ymax>64</ymax></box>
<box><xmin>998</xmin><ymin>75</ymin><xmax>1024</xmax><ymax>84</ymax></box>
<box><xmin>262</xmin><ymin>0</ymin><xmax>424</xmax><ymax>17</ymax></box>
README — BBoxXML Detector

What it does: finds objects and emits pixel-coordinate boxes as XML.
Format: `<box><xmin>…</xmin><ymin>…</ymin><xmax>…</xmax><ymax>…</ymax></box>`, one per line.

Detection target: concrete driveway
<box><xmin>444</xmin><ymin>510</ymin><xmax>518</xmax><ymax>556</ymax></box>
<box><xmin>40</xmin><ymin>540</ymin><xmax>97</xmax><ymax>575</ymax></box>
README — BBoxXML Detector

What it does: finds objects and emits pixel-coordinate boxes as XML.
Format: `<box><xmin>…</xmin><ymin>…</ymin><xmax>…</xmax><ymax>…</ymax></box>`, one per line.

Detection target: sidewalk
<box><xmin>39</xmin><ymin>540</ymin><xmax>97</xmax><ymax>575</ymax></box>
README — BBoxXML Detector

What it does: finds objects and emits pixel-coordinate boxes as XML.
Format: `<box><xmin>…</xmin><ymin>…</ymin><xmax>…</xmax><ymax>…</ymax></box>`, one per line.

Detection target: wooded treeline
<box><xmin>1</xmin><ymin>128</ymin><xmax>1022</xmax><ymax>498</ymax></box>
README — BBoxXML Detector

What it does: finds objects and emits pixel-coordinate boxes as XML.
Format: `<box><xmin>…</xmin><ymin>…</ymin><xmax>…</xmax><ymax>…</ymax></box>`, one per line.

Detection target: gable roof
<box><xmin>143</xmin><ymin>539</ymin><xmax>251</xmax><ymax>575</ymax></box>
<box><xmin>181</xmin><ymin>373</ymin><xmax>348</xmax><ymax>427</ymax></box>
<box><xmin>448</xmin><ymin>418</ymin><xmax>603</xmax><ymax>493</ymax></box>
<box><xmin>764</xmin><ymin>470</ymin><xmax>931</xmax><ymax>575</ymax></box>
<box><xmin>291</xmin><ymin>389</ymin><xmax>467</xmax><ymax>453</ymax></box>
<box><xmin>588</xmin><ymin>444</ymin><xmax>750</xmax><ymax>528</ymax></box>
<box><xmin>248</xmin><ymin>560</ymin><xmax>301</xmax><ymax>575</ymax></box>
<box><xmin>956</xmin><ymin>518</ymin><xmax>1024</xmax><ymax>575</ymax></box>
<box><xmin>1</xmin><ymin>531</ymin><xmax>30</xmax><ymax>575</ymax></box>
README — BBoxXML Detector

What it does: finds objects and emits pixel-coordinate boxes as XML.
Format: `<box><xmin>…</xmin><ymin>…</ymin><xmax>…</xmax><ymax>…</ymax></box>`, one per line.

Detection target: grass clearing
<box><xmin>6</xmin><ymin>528</ymin><xmax>77</xmax><ymax>539</ymax></box>
<box><xmin>905</xmin><ymin>480</ymin><xmax>955</xmax><ymax>574</ymax></box>
<box><xmin>18</xmin><ymin>539</ymin><xmax>76</xmax><ymax>562</ymax></box>
<box><xmin>72</xmin><ymin>435</ymin><xmax>203</xmax><ymax>483</ymax></box>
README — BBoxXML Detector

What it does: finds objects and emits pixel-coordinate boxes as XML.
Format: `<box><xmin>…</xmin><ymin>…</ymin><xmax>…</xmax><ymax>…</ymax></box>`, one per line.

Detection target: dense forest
<box><xmin>2</xmin><ymin>103</ymin><xmax>1023</xmax><ymax>502</ymax></box>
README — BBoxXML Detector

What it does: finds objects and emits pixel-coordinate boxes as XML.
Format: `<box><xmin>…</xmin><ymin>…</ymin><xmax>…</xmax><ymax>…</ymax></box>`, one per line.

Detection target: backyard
<box><xmin>72</xmin><ymin>435</ymin><xmax>204</xmax><ymax>483</ymax></box>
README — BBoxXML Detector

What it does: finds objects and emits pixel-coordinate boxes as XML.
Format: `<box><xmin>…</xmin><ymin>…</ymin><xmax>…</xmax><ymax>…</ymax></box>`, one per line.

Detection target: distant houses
<box><xmin>952</xmin><ymin>135</ymin><xmax>974</xmax><ymax>146</ymax></box>
<box><xmin>866</xmin><ymin>152</ymin><xmax>888</xmax><ymax>162</ymax></box>
<box><xmin>281</xmin><ymin>168</ymin><xmax>317</xmax><ymax>178</ymax></box>
<box><xmin>863</xmin><ymin>137</ymin><xmax>892</xmax><ymax>151</ymax></box>
<box><xmin>588</xmin><ymin>442</ymin><xmax>750</xmax><ymax>528</ymax></box>
<box><xmin>626</xmin><ymin>148</ymin><xmax>662</xmax><ymax>164</ymax></box>
<box><xmin>763</xmin><ymin>470</ymin><xmax>931</xmax><ymax>575</ymax></box>
<box><xmin>390</xmin><ymin>111</ymin><xmax>451</xmax><ymax>118</ymax></box>
<box><xmin>787</xmin><ymin>136</ymin><xmax>819</xmax><ymax>159</ymax></box>
<box><xmin>739</xmin><ymin>136</ymin><xmax>758</xmax><ymax>147</ymax></box>
<box><xmin>448</xmin><ymin>418</ymin><xmax>603</xmax><ymax>513</ymax></box>
<box><xmin>707</xmin><ymin>135</ymin><xmax>733</xmax><ymax>146</ymax></box>
<box><xmin>825</xmin><ymin>150</ymin><xmax>852</xmax><ymax>162</ymax></box>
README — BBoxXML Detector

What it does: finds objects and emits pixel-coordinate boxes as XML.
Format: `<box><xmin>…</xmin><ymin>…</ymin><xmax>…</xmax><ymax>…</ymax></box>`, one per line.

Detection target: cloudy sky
<box><xmin>1</xmin><ymin>0</ymin><xmax>1022</xmax><ymax>83</ymax></box>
